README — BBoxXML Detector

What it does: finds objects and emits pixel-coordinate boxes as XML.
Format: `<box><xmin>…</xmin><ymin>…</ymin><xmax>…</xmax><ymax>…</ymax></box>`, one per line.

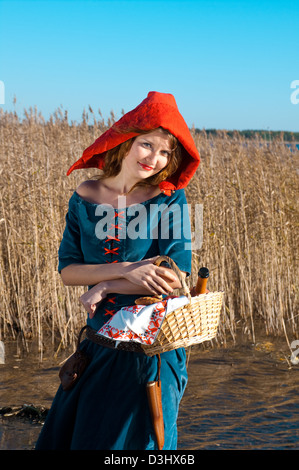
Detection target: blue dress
<box><xmin>36</xmin><ymin>189</ymin><xmax>192</xmax><ymax>450</ymax></box>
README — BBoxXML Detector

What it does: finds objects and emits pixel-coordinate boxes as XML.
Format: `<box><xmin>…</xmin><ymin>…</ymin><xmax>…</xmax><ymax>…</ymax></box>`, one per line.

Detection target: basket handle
<box><xmin>154</xmin><ymin>255</ymin><xmax>191</xmax><ymax>300</ymax></box>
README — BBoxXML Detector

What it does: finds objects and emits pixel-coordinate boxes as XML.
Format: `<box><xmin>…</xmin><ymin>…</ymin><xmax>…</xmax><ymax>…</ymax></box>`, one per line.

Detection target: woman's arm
<box><xmin>79</xmin><ymin>278</ymin><xmax>155</xmax><ymax>318</ymax></box>
<box><xmin>79</xmin><ymin>268</ymin><xmax>186</xmax><ymax>318</ymax></box>
<box><xmin>107</xmin><ymin>268</ymin><xmax>184</xmax><ymax>295</ymax></box>
<box><xmin>60</xmin><ymin>257</ymin><xmax>178</xmax><ymax>292</ymax></box>
<box><xmin>60</xmin><ymin>261</ymin><xmax>129</xmax><ymax>286</ymax></box>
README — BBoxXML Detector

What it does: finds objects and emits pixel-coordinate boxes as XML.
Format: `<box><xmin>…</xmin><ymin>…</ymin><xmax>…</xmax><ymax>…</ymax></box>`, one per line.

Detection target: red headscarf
<box><xmin>67</xmin><ymin>91</ymin><xmax>200</xmax><ymax>195</ymax></box>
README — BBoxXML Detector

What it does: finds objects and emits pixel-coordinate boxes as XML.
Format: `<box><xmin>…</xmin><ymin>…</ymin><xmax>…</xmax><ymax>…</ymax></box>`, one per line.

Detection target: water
<box><xmin>178</xmin><ymin>342</ymin><xmax>299</xmax><ymax>449</ymax></box>
<box><xmin>0</xmin><ymin>337</ymin><xmax>298</xmax><ymax>450</ymax></box>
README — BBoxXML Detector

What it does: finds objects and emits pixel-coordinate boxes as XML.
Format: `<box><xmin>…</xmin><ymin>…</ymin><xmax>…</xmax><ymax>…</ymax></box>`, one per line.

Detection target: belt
<box><xmin>84</xmin><ymin>325</ymin><xmax>146</xmax><ymax>353</ymax></box>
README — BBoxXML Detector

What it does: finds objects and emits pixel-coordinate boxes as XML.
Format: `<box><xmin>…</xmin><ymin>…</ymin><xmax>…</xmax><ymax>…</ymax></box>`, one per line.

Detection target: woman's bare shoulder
<box><xmin>75</xmin><ymin>180</ymin><xmax>100</xmax><ymax>201</ymax></box>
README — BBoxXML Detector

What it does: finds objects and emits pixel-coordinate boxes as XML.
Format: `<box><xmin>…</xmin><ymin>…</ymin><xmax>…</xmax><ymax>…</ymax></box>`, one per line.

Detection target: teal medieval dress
<box><xmin>35</xmin><ymin>187</ymin><xmax>192</xmax><ymax>450</ymax></box>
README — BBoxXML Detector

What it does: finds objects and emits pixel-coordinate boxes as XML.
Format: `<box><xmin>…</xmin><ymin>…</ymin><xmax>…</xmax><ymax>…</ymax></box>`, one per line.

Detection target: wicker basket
<box><xmin>139</xmin><ymin>256</ymin><xmax>224</xmax><ymax>356</ymax></box>
<box><xmin>85</xmin><ymin>256</ymin><xmax>223</xmax><ymax>356</ymax></box>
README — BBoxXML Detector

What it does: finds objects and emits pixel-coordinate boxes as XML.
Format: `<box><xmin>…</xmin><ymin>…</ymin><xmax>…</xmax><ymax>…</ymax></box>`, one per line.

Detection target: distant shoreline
<box><xmin>195</xmin><ymin>128</ymin><xmax>299</xmax><ymax>142</ymax></box>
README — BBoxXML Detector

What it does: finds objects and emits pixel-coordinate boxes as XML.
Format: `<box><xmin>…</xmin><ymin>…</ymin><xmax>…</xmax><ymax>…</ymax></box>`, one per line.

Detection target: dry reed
<box><xmin>0</xmin><ymin>107</ymin><xmax>298</xmax><ymax>356</ymax></box>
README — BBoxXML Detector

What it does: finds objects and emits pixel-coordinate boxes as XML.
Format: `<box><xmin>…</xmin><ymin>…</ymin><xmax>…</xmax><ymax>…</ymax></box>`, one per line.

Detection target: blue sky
<box><xmin>0</xmin><ymin>0</ymin><xmax>298</xmax><ymax>131</ymax></box>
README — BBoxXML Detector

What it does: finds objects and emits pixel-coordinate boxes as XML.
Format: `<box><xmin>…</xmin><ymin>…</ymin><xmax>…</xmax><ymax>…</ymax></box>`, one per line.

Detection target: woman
<box><xmin>35</xmin><ymin>91</ymin><xmax>200</xmax><ymax>450</ymax></box>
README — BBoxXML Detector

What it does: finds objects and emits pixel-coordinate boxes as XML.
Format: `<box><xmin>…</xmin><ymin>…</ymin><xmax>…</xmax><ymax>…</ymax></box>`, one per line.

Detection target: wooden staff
<box><xmin>146</xmin><ymin>354</ymin><xmax>164</xmax><ymax>450</ymax></box>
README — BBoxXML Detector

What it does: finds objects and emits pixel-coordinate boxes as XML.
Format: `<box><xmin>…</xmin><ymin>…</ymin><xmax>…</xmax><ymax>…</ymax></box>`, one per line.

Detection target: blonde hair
<box><xmin>96</xmin><ymin>127</ymin><xmax>182</xmax><ymax>192</ymax></box>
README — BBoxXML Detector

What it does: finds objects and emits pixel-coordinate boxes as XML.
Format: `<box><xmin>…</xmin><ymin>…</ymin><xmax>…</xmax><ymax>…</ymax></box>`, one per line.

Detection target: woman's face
<box><xmin>122</xmin><ymin>128</ymin><xmax>172</xmax><ymax>180</ymax></box>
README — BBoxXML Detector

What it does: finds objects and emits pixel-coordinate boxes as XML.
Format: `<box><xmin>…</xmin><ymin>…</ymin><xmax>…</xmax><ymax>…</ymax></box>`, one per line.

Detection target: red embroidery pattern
<box><xmin>98</xmin><ymin>300</ymin><xmax>168</xmax><ymax>345</ymax></box>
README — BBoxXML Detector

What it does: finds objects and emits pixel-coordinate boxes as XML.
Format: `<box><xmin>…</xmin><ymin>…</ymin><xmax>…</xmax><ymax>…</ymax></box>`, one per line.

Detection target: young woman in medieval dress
<box><xmin>35</xmin><ymin>91</ymin><xmax>200</xmax><ymax>450</ymax></box>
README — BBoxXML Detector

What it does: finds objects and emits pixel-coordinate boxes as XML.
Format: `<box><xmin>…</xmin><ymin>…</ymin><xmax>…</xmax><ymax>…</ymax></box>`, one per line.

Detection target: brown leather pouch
<box><xmin>59</xmin><ymin>326</ymin><xmax>90</xmax><ymax>391</ymax></box>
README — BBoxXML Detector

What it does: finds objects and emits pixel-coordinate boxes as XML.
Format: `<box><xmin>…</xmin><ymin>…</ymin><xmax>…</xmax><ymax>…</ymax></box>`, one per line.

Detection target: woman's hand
<box><xmin>79</xmin><ymin>257</ymin><xmax>183</xmax><ymax>317</ymax></box>
<box><xmin>122</xmin><ymin>257</ymin><xmax>179</xmax><ymax>296</ymax></box>
<box><xmin>79</xmin><ymin>282</ymin><xmax>109</xmax><ymax>319</ymax></box>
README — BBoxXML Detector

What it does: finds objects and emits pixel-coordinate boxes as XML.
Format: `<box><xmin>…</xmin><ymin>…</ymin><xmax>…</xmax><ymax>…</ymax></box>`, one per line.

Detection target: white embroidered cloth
<box><xmin>96</xmin><ymin>295</ymin><xmax>190</xmax><ymax>345</ymax></box>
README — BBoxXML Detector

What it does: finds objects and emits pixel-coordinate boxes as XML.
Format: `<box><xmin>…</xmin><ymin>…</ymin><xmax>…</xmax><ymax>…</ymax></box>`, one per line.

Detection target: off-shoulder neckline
<box><xmin>73</xmin><ymin>189</ymin><xmax>171</xmax><ymax>210</ymax></box>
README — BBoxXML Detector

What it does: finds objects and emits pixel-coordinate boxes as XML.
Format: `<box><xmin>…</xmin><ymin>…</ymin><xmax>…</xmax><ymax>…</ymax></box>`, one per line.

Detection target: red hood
<box><xmin>67</xmin><ymin>91</ymin><xmax>200</xmax><ymax>195</ymax></box>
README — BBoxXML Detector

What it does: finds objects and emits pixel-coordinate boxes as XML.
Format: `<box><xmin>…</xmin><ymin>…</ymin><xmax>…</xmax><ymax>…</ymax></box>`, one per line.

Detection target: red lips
<box><xmin>138</xmin><ymin>162</ymin><xmax>153</xmax><ymax>171</ymax></box>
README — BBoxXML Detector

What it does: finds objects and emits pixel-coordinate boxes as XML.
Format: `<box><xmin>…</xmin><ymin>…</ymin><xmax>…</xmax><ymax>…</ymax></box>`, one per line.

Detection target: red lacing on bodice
<box><xmin>103</xmin><ymin>210</ymin><xmax>124</xmax><ymax>316</ymax></box>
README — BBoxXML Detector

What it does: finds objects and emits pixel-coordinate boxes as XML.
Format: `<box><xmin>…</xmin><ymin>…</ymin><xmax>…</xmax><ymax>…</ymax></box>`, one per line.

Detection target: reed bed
<box><xmin>0</xmin><ymin>107</ymin><xmax>298</xmax><ymax>356</ymax></box>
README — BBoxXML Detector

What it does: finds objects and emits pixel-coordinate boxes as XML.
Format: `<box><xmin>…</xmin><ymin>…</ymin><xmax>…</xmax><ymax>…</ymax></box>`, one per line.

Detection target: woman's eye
<box><xmin>142</xmin><ymin>142</ymin><xmax>151</xmax><ymax>148</ymax></box>
<box><xmin>162</xmin><ymin>150</ymin><xmax>170</xmax><ymax>157</ymax></box>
